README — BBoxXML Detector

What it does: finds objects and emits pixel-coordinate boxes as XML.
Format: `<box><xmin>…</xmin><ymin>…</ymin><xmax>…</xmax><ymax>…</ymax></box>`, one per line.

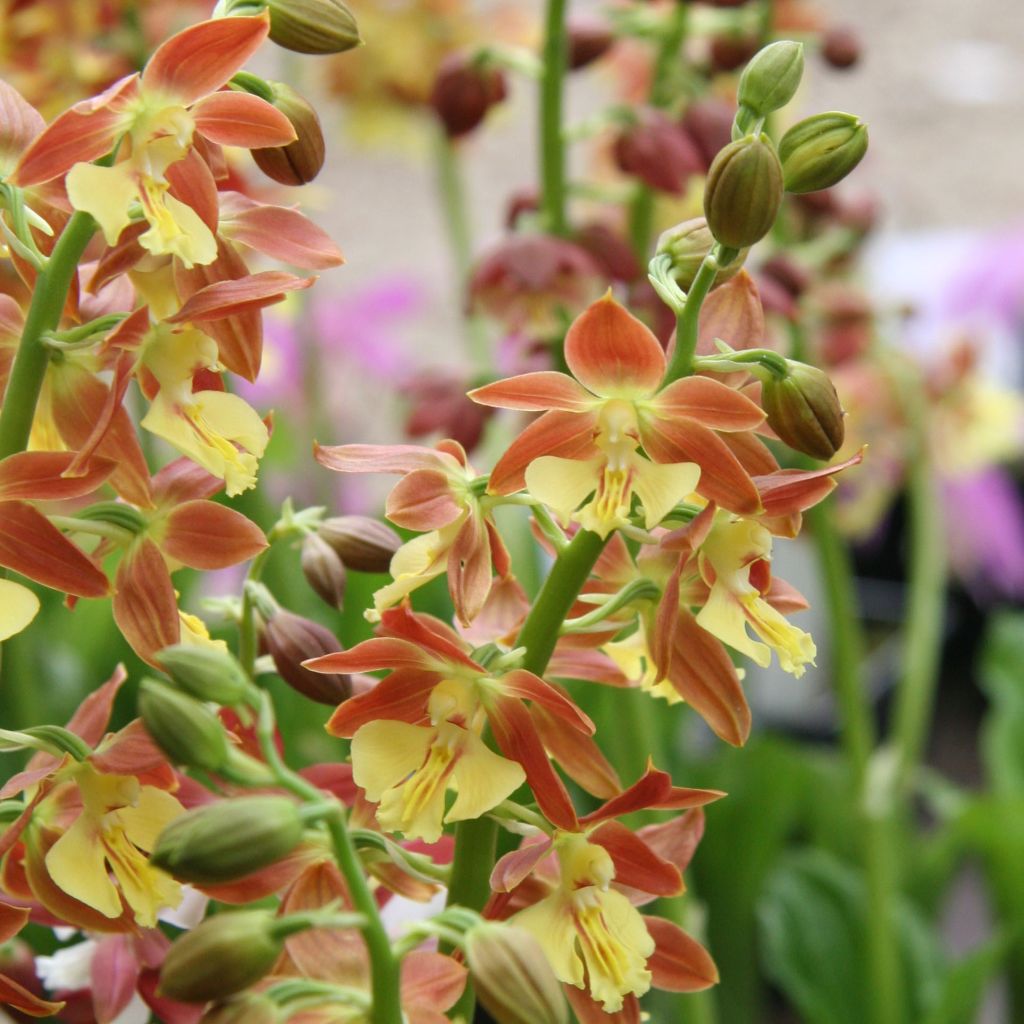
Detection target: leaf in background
<box><xmin>759</xmin><ymin>849</ymin><xmax>945</xmax><ymax>1024</ymax></box>
<box><xmin>979</xmin><ymin>612</ymin><xmax>1024</xmax><ymax>797</ymax></box>
<box><xmin>920</xmin><ymin>935</ymin><xmax>1007</xmax><ymax>1024</ymax></box>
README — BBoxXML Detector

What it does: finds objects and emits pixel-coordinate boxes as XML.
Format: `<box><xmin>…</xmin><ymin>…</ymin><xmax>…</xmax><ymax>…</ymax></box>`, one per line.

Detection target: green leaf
<box><xmin>979</xmin><ymin>612</ymin><xmax>1024</xmax><ymax>796</ymax></box>
<box><xmin>920</xmin><ymin>936</ymin><xmax>1007</xmax><ymax>1024</ymax></box>
<box><xmin>759</xmin><ymin>849</ymin><xmax>945</xmax><ymax>1024</ymax></box>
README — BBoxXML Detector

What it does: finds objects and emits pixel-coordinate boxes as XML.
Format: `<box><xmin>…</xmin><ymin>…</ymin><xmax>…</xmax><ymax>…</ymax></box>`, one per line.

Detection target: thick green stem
<box><xmin>539</xmin><ymin>0</ymin><xmax>569</xmax><ymax>236</ymax></box>
<box><xmin>239</xmin><ymin>549</ymin><xmax>270</xmax><ymax>678</ymax></box>
<box><xmin>446</xmin><ymin>529</ymin><xmax>607</xmax><ymax>1019</ymax></box>
<box><xmin>0</xmin><ymin>211</ymin><xmax>97</xmax><ymax>458</ymax></box>
<box><xmin>663</xmin><ymin>251</ymin><xmax>726</xmax><ymax>386</ymax></box>
<box><xmin>891</xmin><ymin>395</ymin><xmax>946</xmax><ymax>794</ymax></box>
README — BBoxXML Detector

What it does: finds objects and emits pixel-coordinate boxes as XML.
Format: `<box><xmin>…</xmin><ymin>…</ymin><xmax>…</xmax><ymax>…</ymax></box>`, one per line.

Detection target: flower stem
<box><xmin>446</xmin><ymin>528</ymin><xmax>607</xmax><ymax>1019</ymax></box>
<box><xmin>0</xmin><ymin>211</ymin><xmax>97</xmax><ymax>459</ymax></box>
<box><xmin>539</xmin><ymin>0</ymin><xmax>569</xmax><ymax>236</ymax></box>
<box><xmin>239</xmin><ymin>549</ymin><xmax>270</xmax><ymax>678</ymax></box>
<box><xmin>891</xmin><ymin>388</ymin><xmax>946</xmax><ymax>794</ymax></box>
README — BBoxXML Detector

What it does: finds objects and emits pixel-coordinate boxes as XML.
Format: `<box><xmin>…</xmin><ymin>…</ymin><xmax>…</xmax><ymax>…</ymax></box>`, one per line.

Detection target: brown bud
<box><xmin>403</xmin><ymin>371</ymin><xmax>492</xmax><ymax>454</ymax></box>
<box><xmin>682</xmin><ymin>96</ymin><xmax>737</xmax><ymax>169</ymax></box>
<box><xmin>822</xmin><ymin>25</ymin><xmax>862</xmax><ymax>69</ymax></box>
<box><xmin>709</xmin><ymin>35</ymin><xmax>759</xmax><ymax>72</ymax></box>
<box><xmin>703</xmin><ymin>134</ymin><xmax>783</xmax><ymax>248</ymax></box>
<box><xmin>567</xmin><ymin>13</ymin><xmax>614</xmax><ymax>70</ymax></box>
<box><xmin>251</xmin><ymin>82</ymin><xmax>325</xmax><ymax>186</ymax></box>
<box><xmin>466</xmin><ymin>924</ymin><xmax>568</xmax><ymax>1024</ymax></box>
<box><xmin>301</xmin><ymin>533</ymin><xmax>347</xmax><ymax>609</ymax></box>
<box><xmin>760</xmin><ymin>254</ymin><xmax>811</xmax><ymax>299</ymax></box>
<box><xmin>263</xmin><ymin>610</ymin><xmax>350</xmax><ymax>705</ymax></box>
<box><xmin>430</xmin><ymin>53</ymin><xmax>508</xmax><ymax>137</ymax></box>
<box><xmin>159</xmin><ymin>911</ymin><xmax>284</xmax><ymax>1003</ymax></box>
<box><xmin>761</xmin><ymin>362</ymin><xmax>845</xmax><ymax>460</ymax></box>
<box><xmin>656</xmin><ymin>217</ymin><xmax>747</xmax><ymax>291</ymax></box>
<box><xmin>318</xmin><ymin>516</ymin><xmax>402</xmax><ymax>574</ymax></box>
<box><xmin>614</xmin><ymin>108</ymin><xmax>703</xmax><ymax>195</ymax></box>
<box><xmin>266</xmin><ymin>0</ymin><xmax>361</xmax><ymax>55</ymax></box>
<box><xmin>573</xmin><ymin>223</ymin><xmax>641</xmax><ymax>284</ymax></box>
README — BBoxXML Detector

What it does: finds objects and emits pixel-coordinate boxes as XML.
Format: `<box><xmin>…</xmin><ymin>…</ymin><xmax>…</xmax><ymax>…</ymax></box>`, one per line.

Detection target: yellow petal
<box><xmin>577</xmin><ymin>888</ymin><xmax>654</xmax><ymax>1012</ymax></box>
<box><xmin>514</xmin><ymin>891</ymin><xmax>583</xmax><ymax>988</ymax></box>
<box><xmin>66</xmin><ymin>162</ymin><xmax>135</xmax><ymax>245</ymax></box>
<box><xmin>696</xmin><ymin>584</ymin><xmax>771</xmax><ymax>668</ymax></box>
<box><xmin>116</xmin><ymin>786</ymin><xmax>185</xmax><ymax>851</ymax></box>
<box><xmin>0</xmin><ymin>580</ymin><xmax>40</xmax><ymax>641</ymax></box>
<box><xmin>45</xmin><ymin>817</ymin><xmax>122</xmax><ymax>919</ymax></box>
<box><xmin>447</xmin><ymin>732</ymin><xmax>525</xmax><ymax>823</ymax></box>
<box><xmin>138</xmin><ymin>189</ymin><xmax>217</xmax><ymax>269</ymax></box>
<box><xmin>633</xmin><ymin>459</ymin><xmax>701</xmax><ymax>529</ymax></box>
<box><xmin>104</xmin><ymin>825</ymin><xmax>182</xmax><ymax>928</ymax></box>
<box><xmin>525</xmin><ymin>455</ymin><xmax>604</xmax><ymax>526</ymax></box>
<box><xmin>351</xmin><ymin>720</ymin><xmax>434</xmax><ymax>802</ymax></box>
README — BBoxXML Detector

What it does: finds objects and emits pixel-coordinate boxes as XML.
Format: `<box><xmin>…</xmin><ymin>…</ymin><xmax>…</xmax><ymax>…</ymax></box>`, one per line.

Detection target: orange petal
<box><xmin>112</xmin><ymin>539</ymin><xmax>179</xmax><ymax>664</ymax></box>
<box><xmin>588</xmin><ymin>820</ymin><xmax>682</xmax><ymax>898</ymax></box>
<box><xmin>325</xmin><ymin>668</ymin><xmax>438</xmax><ymax>737</ymax></box>
<box><xmin>488</xmin><ymin>409</ymin><xmax>598</xmax><ymax>495</ymax></box>
<box><xmin>0</xmin><ymin>80</ymin><xmax>45</xmax><ymax>172</ymax></box>
<box><xmin>0</xmin><ymin>500</ymin><xmax>109</xmax><ymax>597</ymax></box>
<box><xmin>0</xmin><ymin>972</ymin><xmax>65</xmax><ymax>1017</ymax></box>
<box><xmin>160</xmin><ymin>500</ymin><xmax>267</xmax><ymax>569</ymax></box>
<box><xmin>166</xmin><ymin>147</ymin><xmax>220</xmax><ymax>232</ymax></box>
<box><xmin>315</xmin><ymin>442</ymin><xmax>451</xmax><ymax>476</ymax></box>
<box><xmin>219</xmin><ymin>192</ymin><xmax>344</xmax><ymax>269</ymax></box>
<box><xmin>644</xmin><ymin>916</ymin><xmax>719</xmax><ymax>991</ymax></box>
<box><xmin>531</xmin><ymin>706</ymin><xmax>621</xmax><ymax>799</ymax></box>
<box><xmin>401</xmin><ymin>951</ymin><xmax>468</xmax><ymax>1015</ymax></box>
<box><xmin>651</xmin><ymin>376</ymin><xmax>765</xmax><ymax>431</ymax></box>
<box><xmin>142</xmin><ymin>16</ymin><xmax>270</xmax><ymax>106</ymax></box>
<box><xmin>447</xmin><ymin>512</ymin><xmax>492</xmax><ymax>625</ymax></box>
<box><xmin>167</xmin><ymin>270</ymin><xmax>314</xmax><ymax>324</ymax></box>
<box><xmin>469</xmin><ymin>371</ymin><xmax>594</xmax><ymax>411</ymax></box>
<box><xmin>500</xmin><ymin>670</ymin><xmax>594</xmax><ymax>734</ymax></box>
<box><xmin>754</xmin><ymin>449</ymin><xmax>864</xmax><ymax>518</ymax></box>
<box><xmin>386</xmin><ymin>469</ymin><xmax>462</xmax><ymax>530</ymax></box>
<box><xmin>696</xmin><ymin>269</ymin><xmax>765</xmax><ymax>356</ymax></box>
<box><xmin>565</xmin><ymin>293</ymin><xmax>665</xmax><ymax>398</ymax></box>
<box><xmin>192</xmin><ymin>91</ymin><xmax>296</xmax><ymax>148</ymax></box>
<box><xmin>0</xmin><ymin>451</ymin><xmax>114</xmax><ymax>501</ymax></box>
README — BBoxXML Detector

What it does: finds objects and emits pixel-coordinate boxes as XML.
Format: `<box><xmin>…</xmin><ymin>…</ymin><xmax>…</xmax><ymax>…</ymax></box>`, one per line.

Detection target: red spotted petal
<box><xmin>565</xmin><ymin>293</ymin><xmax>665</xmax><ymax>398</ymax></box>
<box><xmin>488</xmin><ymin>409</ymin><xmax>598</xmax><ymax>495</ymax></box>
<box><xmin>469</xmin><ymin>371</ymin><xmax>594</xmax><ymax>411</ymax></box>
<box><xmin>142</xmin><ymin>16</ymin><xmax>270</xmax><ymax>106</ymax></box>
<box><xmin>651</xmin><ymin>376</ymin><xmax>765</xmax><ymax>431</ymax></box>
<box><xmin>644</xmin><ymin>916</ymin><xmax>719</xmax><ymax>991</ymax></box>
<box><xmin>640</xmin><ymin>416</ymin><xmax>761</xmax><ymax>515</ymax></box>
<box><xmin>112</xmin><ymin>539</ymin><xmax>179</xmax><ymax>664</ymax></box>
<box><xmin>160</xmin><ymin>500</ymin><xmax>267</xmax><ymax>569</ymax></box>
<box><xmin>588</xmin><ymin>820</ymin><xmax>682</xmax><ymax>897</ymax></box>
<box><xmin>192</xmin><ymin>91</ymin><xmax>296</xmax><ymax>148</ymax></box>
<box><xmin>12</xmin><ymin>74</ymin><xmax>138</xmax><ymax>186</ymax></box>
<box><xmin>0</xmin><ymin>500</ymin><xmax>109</xmax><ymax>597</ymax></box>
<box><xmin>219</xmin><ymin>192</ymin><xmax>344</xmax><ymax>269</ymax></box>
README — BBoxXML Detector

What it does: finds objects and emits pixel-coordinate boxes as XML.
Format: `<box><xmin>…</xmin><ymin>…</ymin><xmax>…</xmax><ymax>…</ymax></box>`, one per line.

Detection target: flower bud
<box><xmin>159</xmin><ymin>911</ymin><xmax>284</xmax><ymax>1003</ymax></box>
<box><xmin>430</xmin><ymin>53</ymin><xmax>508</xmax><ymax>138</ymax></box>
<box><xmin>139</xmin><ymin>678</ymin><xmax>230</xmax><ymax>774</ymax></box>
<box><xmin>737</xmin><ymin>40</ymin><xmax>804</xmax><ymax>116</ymax></box>
<box><xmin>466</xmin><ymin>923</ymin><xmax>568</xmax><ymax>1024</ymax></box>
<box><xmin>317</xmin><ymin>516</ymin><xmax>402</xmax><ymax>574</ymax></box>
<box><xmin>822</xmin><ymin>25</ymin><xmax>861</xmax><ymax>70</ymax></box>
<box><xmin>301</xmin><ymin>533</ymin><xmax>347</xmax><ymax>610</ymax></box>
<box><xmin>778</xmin><ymin>112</ymin><xmax>868</xmax><ymax>194</ymax></box>
<box><xmin>703</xmin><ymin>134</ymin><xmax>783</xmax><ymax>248</ymax></box>
<box><xmin>761</xmin><ymin>362</ymin><xmax>845</xmax><ymax>460</ymax></box>
<box><xmin>709</xmin><ymin>35</ymin><xmax>759</xmax><ymax>73</ymax></box>
<box><xmin>613</xmin><ymin>108</ymin><xmax>703</xmax><ymax>195</ymax></box>
<box><xmin>201</xmin><ymin>995</ymin><xmax>279</xmax><ymax>1024</ymax></box>
<box><xmin>266</xmin><ymin>0</ymin><xmax>361</xmax><ymax>55</ymax></box>
<box><xmin>151</xmin><ymin>796</ymin><xmax>306</xmax><ymax>883</ymax></box>
<box><xmin>681</xmin><ymin>96</ymin><xmax>736</xmax><ymax>169</ymax></box>
<box><xmin>263</xmin><ymin>610</ymin><xmax>351</xmax><ymax>705</ymax></box>
<box><xmin>567</xmin><ymin>13</ymin><xmax>614</xmax><ymax>70</ymax></box>
<box><xmin>251</xmin><ymin>82</ymin><xmax>326</xmax><ymax>186</ymax></box>
<box><xmin>157</xmin><ymin>644</ymin><xmax>252</xmax><ymax>706</ymax></box>
<box><xmin>656</xmin><ymin>217</ymin><xmax>747</xmax><ymax>291</ymax></box>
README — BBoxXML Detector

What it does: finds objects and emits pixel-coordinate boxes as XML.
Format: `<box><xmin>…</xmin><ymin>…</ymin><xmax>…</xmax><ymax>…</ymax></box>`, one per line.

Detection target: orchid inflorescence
<box><xmin>0</xmin><ymin>3</ymin><xmax>869</xmax><ymax>1022</ymax></box>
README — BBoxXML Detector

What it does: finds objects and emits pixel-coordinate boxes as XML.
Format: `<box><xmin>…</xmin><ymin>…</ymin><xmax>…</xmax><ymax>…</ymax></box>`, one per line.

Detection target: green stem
<box><xmin>239</xmin><ymin>549</ymin><xmax>270</xmax><ymax>678</ymax></box>
<box><xmin>0</xmin><ymin>211</ymin><xmax>97</xmax><ymax>458</ymax></box>
<box><xmin>663</xmin><ymin>251</ymin><xmax>727</xmax><ymax>386</ymax></box>
<box><xmin>891</xmin><ymin>390</ymin><xmax>946</xmax><ymax>794</ymax></box>
<box><xmin>434</xmin><ymin>127</ymin><xmax>489</xmax><ymax>369</ymax></box>
<box><xmin>806</xmin><ymin>500</ymin><xmax>874</xmax><ymax>784</ymax></box>
<box><xmin>446</xmin><ymin>528</ymin><xmax>607</xmax><ymax>1020</ymax></box>
<box><xmin>539</xmin><ymin>0</ymin><xmax>569</xmax><ymax>236</ymax></box>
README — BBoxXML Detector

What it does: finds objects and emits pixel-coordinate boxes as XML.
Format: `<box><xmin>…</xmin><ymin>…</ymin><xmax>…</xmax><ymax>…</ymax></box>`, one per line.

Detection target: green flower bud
<box><xmin>466</xmin><ymin>923</ymin><xmax>568</xmax><ymax>1024</ymax></box>
<box><xmin>251</xmin><ymin>82</ymin><xmax>326</xmax><ymax>186</ymax></box>
<box><xmin>151</xmin><ymin>796</ymin><xmax>306</xmax><ymax>884</ymax></box>
<box><xmin>201</xmin><ymin>995</ymin><xmax>279</xmax><ymax>1024</ymax></box>
<box><xmin>655</xmin><ymin>217</ymin><xmax>747</xmax><ymax>291</ymax></box>
<box><xmin>737</xmin><ymin>40</ymin><xmax>804</xmax><ymax>116</ymax></box>
<box><xmin>159</xmin><ymin>911</ymin><xmax>284</xmax><ymax>1003</ymax></box>
<box><xmin>761</xmin><ymin>361</ymin><xmax>845</xmax><ymax>460</ymax></box>
<box><xmin>139</xmin><ymin>679</ymin><xmax>230</xmax><ymax>774</ymax></box>
<box><xmin>157</xmin><ymin>644</ymin><xmax>253</xmax><ymax>706</ymax></box>
<box><xmin>779</xmin><ymin>112</ymin><xmax>868</xmax><ymax>194</ymax></box>
<box><xmin>266</xmin><ymin>0</ymin><xmax>361</xmax><ymax>55</ymax></box>
<box><xmin>703</xmin><ymin>134</ymin><xmax>783</xmax><ymax>248</ymax></box>
<box><xmin>317</xmin><ymin>516</ymin><xmax>402</xmax><ymax>574</ymax></box>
